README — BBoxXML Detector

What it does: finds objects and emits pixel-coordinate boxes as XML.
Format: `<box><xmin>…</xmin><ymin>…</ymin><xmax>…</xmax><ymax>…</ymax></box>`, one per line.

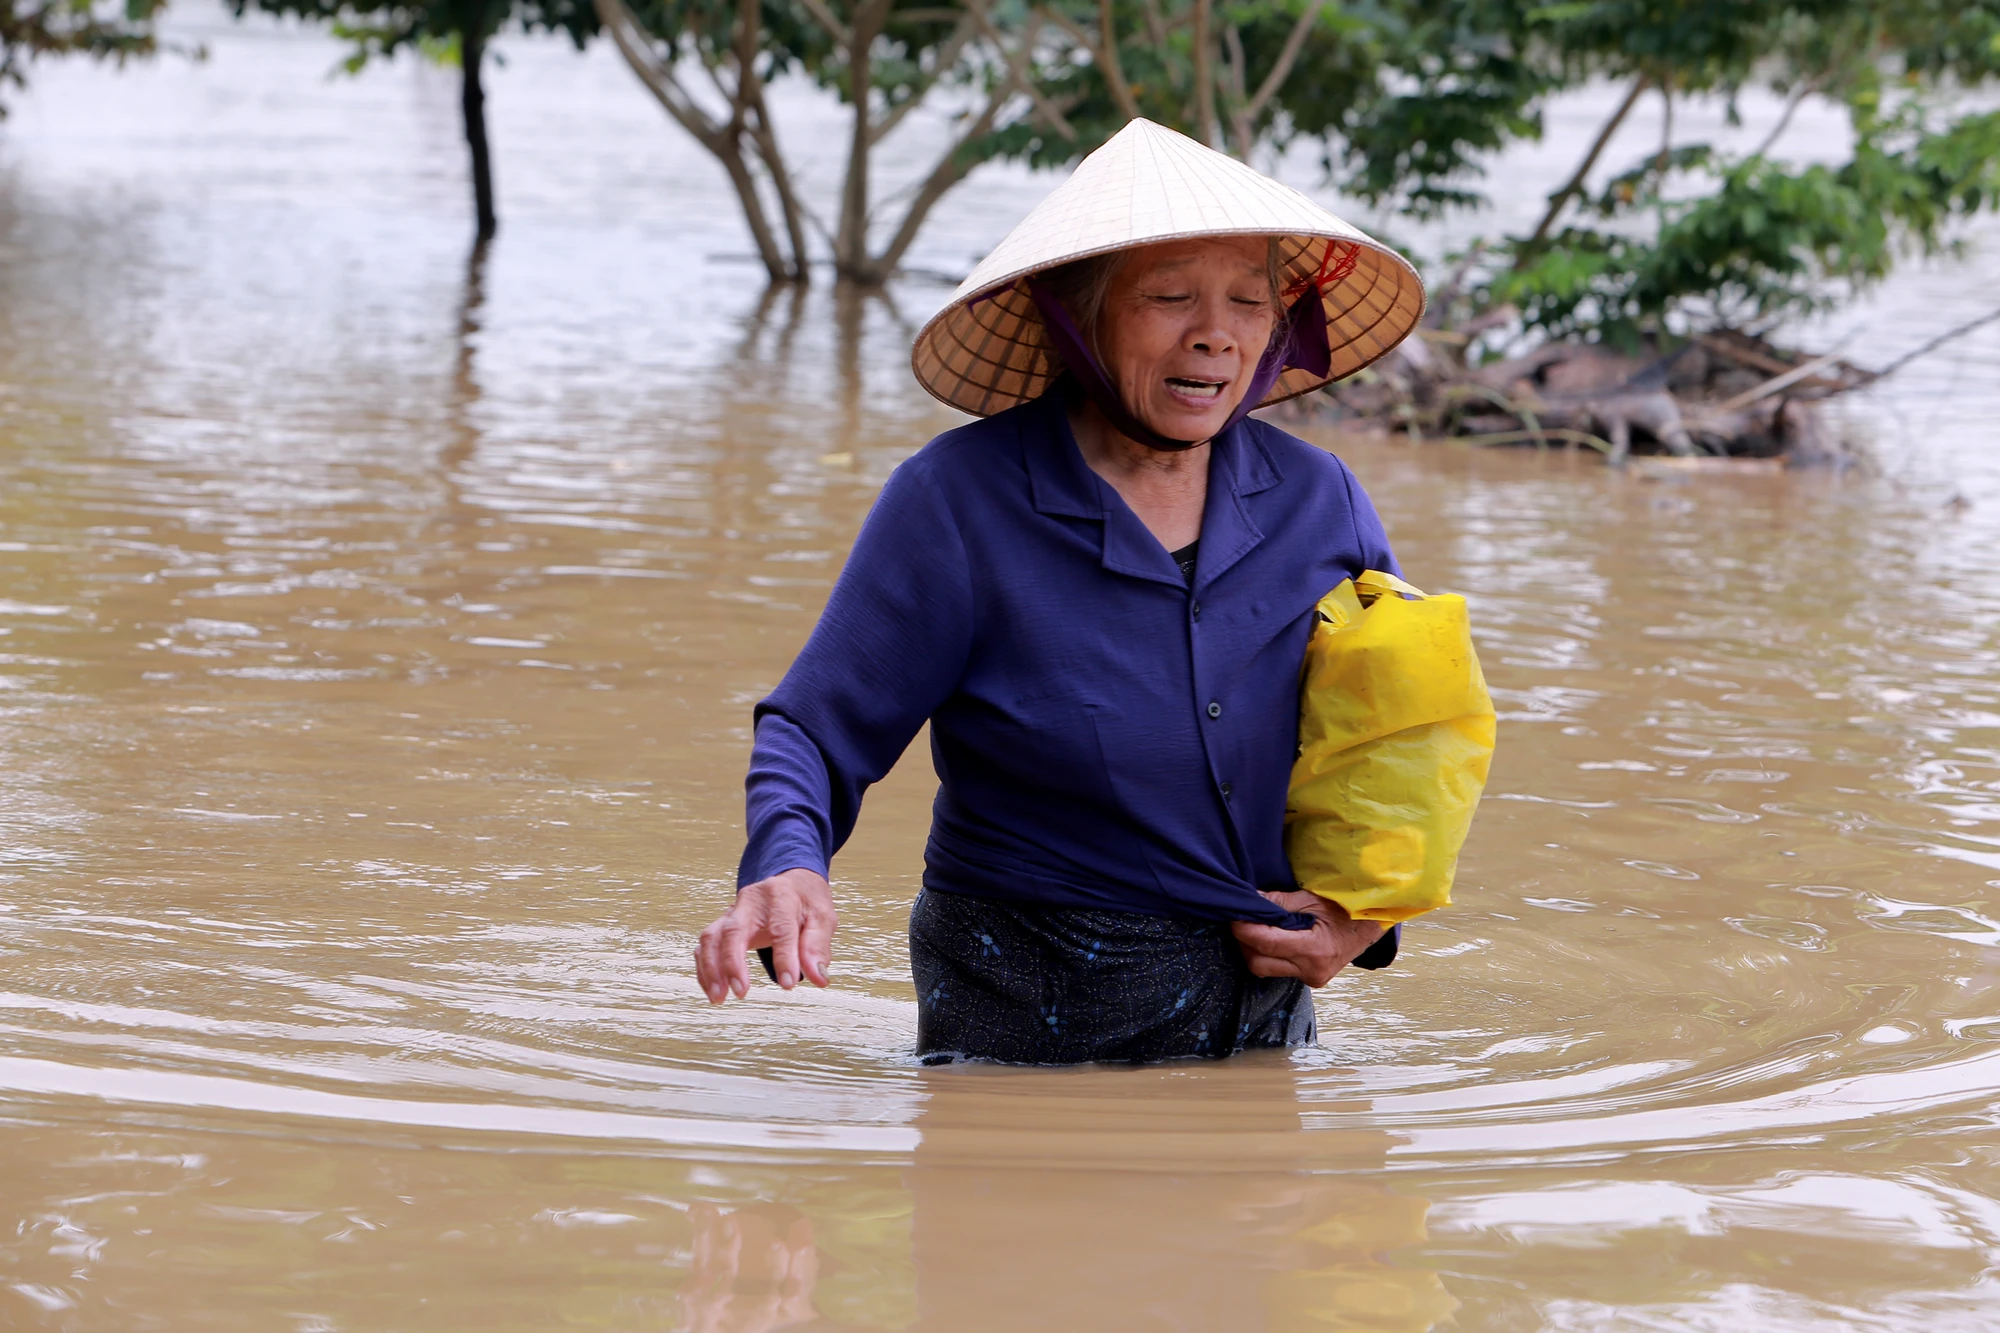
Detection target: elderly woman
<box><xmin>694</xmin><ymin>120</ymin><xmax>1426</xmax><ymax>1064</ymax></box>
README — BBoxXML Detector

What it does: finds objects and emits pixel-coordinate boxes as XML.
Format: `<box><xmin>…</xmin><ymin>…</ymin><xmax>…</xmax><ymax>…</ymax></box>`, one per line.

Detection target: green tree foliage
<box><xmin>229</xmin><ymin>0</ymin><xmax>600</xmax><ymax>238</ymax></box>
<box><xmin>1485</xmin><ymin>0</ymin><xmax>2000</xmax><ymax>342</ymax></box>
<box><xmin>594</xmin><ymin>0</ymin><xmax>1555</xmax><ymax>286</ymax></box>
<box><xmin>203</xmin><ymin>0</ymin><xmax>1996</xmax><ymax>331</ymax></box>
<box><xmin>989</xmin><ymin>0</ymin><xmax>1369</xmax><ymax>161</ymax></box>
<box><xmin>594</xmin><ymin>0</ymin><xmax>1562</xmax><ymax>288</ymax></box>
<box><xmin>988</xmin><ymin>0</ymin><xmax>1554</xmax><ymax>197</ymax></box>
<box><xmin>2</xmin><ymin>0</ymin><xmax>164</xmax><ymax>116</ymax></box>
<box><xmin>994</xmin><ymin>0</ymin><xmax>2000</xmax><ymax>345</ymax></box>
<box><xmin>900</xmin><ymin>0</ymin><xmax>1551</xmax><ymax>282</ymax></box>
<box><xmin>1292</xmin><ymin>1</ymin><xmax>1553</xmax><ymax>220</ymax></box>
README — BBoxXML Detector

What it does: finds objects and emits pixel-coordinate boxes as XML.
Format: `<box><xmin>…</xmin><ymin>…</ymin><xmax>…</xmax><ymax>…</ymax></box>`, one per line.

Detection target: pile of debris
<box><xmin>1285</xmin><ymin>325</ymin><xmax>1891</xmax><ymax>466</ymax></box>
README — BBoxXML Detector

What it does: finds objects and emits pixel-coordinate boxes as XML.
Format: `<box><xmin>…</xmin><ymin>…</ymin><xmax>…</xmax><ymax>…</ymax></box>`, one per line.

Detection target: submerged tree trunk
<box><xmin>593</xmin><ymin>0</ymin><xmax>805</xmax><ymax>284</ymax></box>
<box><xmin>735</xmin><ymin>0</ymin><xmax>809</xmax><ymax>284</ymax></box>
<box><xmin>604</xmin><ymin>0</ymin><xmax>1063</xmax><ymax>288</ymax></box>
<box><xmin>833</xmin><ymin>0</ymin><xmax>891</xmax><ymax>281</ymax></box>
<box><xmin>747</xmin><ymin>102</ymin><xmax>811</xmax><ymax>284</ymax></box>
<box><xmin>461</xmin><ymin>17</ymin><xmax>497</xmax><ymax>242</ymax></box>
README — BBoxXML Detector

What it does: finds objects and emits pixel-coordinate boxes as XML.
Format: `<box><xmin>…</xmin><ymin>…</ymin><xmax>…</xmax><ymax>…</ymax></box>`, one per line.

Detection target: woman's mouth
<box><xmin>1165</xmin><ymin>377</ymin><xmax>1226</xmax><ymax>403</ymax></box>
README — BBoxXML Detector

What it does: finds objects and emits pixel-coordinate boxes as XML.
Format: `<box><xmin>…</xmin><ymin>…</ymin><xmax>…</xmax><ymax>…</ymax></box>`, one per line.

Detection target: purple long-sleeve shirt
<box><xmin>739</xmin><ymin>390</ymin><xmax>1401</xmax><ymax>957</ymax></box>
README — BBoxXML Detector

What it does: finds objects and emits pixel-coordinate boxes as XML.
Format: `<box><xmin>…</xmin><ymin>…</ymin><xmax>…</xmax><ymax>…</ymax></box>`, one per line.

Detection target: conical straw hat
<box><xmin>912</xmin><ymin>118</ymin><xmax>1425</xmax><ymax>418</ymax></box>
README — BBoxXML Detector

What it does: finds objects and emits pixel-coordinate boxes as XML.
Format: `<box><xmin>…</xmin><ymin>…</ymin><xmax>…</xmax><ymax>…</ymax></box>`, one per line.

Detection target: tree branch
<box><xmin>969</xmin><ymin>2</ymin><xmax>1077</xmax><ymax>140</ymax></box>
<box><xmin>1750</xmin><ymin>75</ymin><xmax>1819</xmax><ymax>160</ymax></box>
<box><xmin>746</xmin><ymin>99</ymin><xmax>810</xmax><ymax>277</ymax></box>
<box><xmin>736</xmin><ymin>0</ymin><xmax>807</xmax><ymax>278</ymax></box>
<box><xmin>1096</xmin><ymin>0</ymin><xmax>1140</xmax><ymax>122</ymax></box>
<box><xmin>1655</xmin><ymin>80</ymin><xmax>1672</xmax><ymax>175</ymax></box>
<box><xmin>1223</xmin><ymin>24</ymin><xmax>1251</xmax><ymax>158</ymax></box>
<box><xmin>870</xmin><ymin>84</ymin><xmax>1012</xmax><ymax>279</ymax></box>
<box><xmin>796</xmin><ymin>0</ymin><xmax>850</xmax><ymax>45</ymax></box>
<box><xmin>1242</xmin><ymin>0</ymin><xmax>1322</xmax><ymax>123</ymax></box>
<box><xmin>835</xmin><ymin>0</ymin><xmax>895</xmax><ymax>273</ymax></box>
<box><xmin>596</xmin><ymin>0</ymin><xmax>797</xmax><ymax>282</ymax></box>
<box><xmin>1522</xmin><ymin>73</ymin><xmax>1648</xmax><ymax>250</ymax></box>
<box><xmin>866</xmin><ymin>9</ymin><xmax>1088</xmax><ymax>278</ymax></box>
<box><xmin>1035</xmin><ymin>4</ymin><xmax>1133</xmax><ymax>118</ymax></box>
<box><xmin>1222</xmin><ymin>25</ymin><xmax>1247</xmax><ymax>100</ymax></box>
<box><xmin>697</xmin><ymin>45</ymin><xmax>745</xmax><ymax>123</ymax></box>
<box><xmin>872</xmin><ymin>9</ymin><xmax>977</xmax><ymax>145</ymax></box>
<box><xmin>1191</xmin><ymin>0</ymin><xmax>1216</xmax><ymax>147</ymax></box>
<box><xmin>1854</xmin><ymin>307</ymin><xmax>2000</xmax><ymax>385</ymax></box>
<box><xmin>593</xmin><ymin>0</ymin><xmax>723</xmax><ymax>152</ymax></box>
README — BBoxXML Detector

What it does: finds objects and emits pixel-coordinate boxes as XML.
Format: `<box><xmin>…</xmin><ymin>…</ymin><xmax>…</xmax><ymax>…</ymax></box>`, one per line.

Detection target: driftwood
<box><xmin>1280</xmin><ymin>310</ymin><xmax>1999</xmax><ymax>467</ymax></box>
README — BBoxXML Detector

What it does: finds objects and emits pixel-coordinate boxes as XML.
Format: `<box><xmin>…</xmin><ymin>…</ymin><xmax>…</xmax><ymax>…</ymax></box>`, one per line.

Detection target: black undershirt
<box><xmin>1170</xmin><ymin>539</ymin><xmax>1199</xmax><ymax>587</ymax></box>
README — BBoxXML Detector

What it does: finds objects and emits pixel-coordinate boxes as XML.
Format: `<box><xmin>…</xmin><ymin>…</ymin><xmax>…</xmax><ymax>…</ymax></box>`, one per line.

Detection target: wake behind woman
<box><xmin>694</xmin><ymin>119</ymin><xmax>1428</xmax><ymax>1064</ymax></box>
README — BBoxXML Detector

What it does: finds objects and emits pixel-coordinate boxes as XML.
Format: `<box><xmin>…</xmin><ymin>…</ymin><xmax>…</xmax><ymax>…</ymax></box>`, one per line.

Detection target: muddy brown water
<box><xmin>5</xmin><ymin>18</ymin><xmax>2000</xmax><ymax>1331</ymax></box>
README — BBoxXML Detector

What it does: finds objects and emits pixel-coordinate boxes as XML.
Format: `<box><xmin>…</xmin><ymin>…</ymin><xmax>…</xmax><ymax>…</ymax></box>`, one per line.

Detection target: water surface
<box><xmin>5</xmin><ymin>17</ymin><xmax>2000</xmax><ymax>1330</ymax></box>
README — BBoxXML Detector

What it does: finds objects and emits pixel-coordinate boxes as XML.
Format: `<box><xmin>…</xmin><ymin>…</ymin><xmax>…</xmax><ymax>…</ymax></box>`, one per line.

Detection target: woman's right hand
<box><xmin>695</xmin><ymin>868</ymin><xmax>837</xmax><ymax>1003</ymax></box>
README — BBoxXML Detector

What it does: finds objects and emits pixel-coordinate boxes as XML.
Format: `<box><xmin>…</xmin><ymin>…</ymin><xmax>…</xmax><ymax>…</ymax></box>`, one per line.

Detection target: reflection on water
<box><xmin>4</xmin><ymin>14</ymin><xmax>2000</xmax><ymax>1331</ymax></box>
<box><xmin>906</xmin><ymin>1064</ymin><xmax>1453</xmax><ymax>1332</ymax></box>
<box><xmin>684</xmin><ymin>1203</ymin><xmax>824</xmax><ymax>1332</ymax></box>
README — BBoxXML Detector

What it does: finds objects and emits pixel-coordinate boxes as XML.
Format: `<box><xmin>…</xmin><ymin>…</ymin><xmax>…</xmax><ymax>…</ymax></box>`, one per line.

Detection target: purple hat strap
<box><xmin>1024</xmin><ymin>277</ymin><xmax>1335</xmax><ymax>452</ymax></box>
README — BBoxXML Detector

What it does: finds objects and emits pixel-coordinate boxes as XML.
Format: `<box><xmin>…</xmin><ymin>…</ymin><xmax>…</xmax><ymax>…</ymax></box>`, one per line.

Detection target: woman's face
<box><xmin>1096</xmin><ymin>237</ymin><xmax>1280</xmax><ymax>445</ymax></box>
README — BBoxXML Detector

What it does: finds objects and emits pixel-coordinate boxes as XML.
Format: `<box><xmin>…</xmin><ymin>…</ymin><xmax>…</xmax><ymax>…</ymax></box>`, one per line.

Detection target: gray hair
<box><xmin>1038</xmin><ymin>238</ymin><xmax>1287</xmax><ymax>363</ymax></box>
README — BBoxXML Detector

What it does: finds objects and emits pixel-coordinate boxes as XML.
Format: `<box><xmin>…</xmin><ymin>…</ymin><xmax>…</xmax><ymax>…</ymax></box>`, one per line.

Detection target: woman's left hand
<box><xmin>1230</xmin><ymin>891</ymin><xmax>1386</xmax><ymax>987</ymax></box>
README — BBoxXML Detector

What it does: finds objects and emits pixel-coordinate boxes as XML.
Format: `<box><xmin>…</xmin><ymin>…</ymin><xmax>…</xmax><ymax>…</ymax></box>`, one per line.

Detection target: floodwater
<box><xmin>5</xmin><ymin>14</ymin><xmax>2000</xmax><ymax>1331</ymax></box>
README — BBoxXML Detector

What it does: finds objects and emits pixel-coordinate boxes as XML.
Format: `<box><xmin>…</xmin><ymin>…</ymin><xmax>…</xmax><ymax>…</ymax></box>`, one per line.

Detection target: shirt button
<box><xmin>1207</xmin><ymin>701</ymin><xmax>1222</xmax><ymax>720</ymax></box>
<box><xmin>1220</xmin><ymin>781</ymin><xmax>1233</xmax><ymax>799</ymax></box>
<box><xmin>1191</xmin><ymin>601</ymin><xmax>1202</xmax><ymax>621</ymax></box>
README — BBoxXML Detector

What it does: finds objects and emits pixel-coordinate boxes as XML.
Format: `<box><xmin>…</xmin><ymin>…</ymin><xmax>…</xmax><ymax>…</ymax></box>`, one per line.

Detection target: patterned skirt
<box><xmin>908</xmin><ymin>887</ymin><xmax>1316</xmax><ymax>1065</ymax></box>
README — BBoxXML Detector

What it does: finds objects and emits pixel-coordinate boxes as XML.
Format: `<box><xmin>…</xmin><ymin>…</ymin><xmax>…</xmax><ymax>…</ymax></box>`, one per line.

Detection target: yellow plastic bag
<box><xmin>1286</xmin><ymin>570</ymin><xmax>1495</xmax><ymax>924</ymax></box>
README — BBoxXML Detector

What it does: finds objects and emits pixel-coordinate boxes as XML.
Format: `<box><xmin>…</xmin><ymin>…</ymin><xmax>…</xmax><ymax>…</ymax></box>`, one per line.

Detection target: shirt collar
<box><xmin>1022</xmin><ymin>391</ymin><xmax>1285</xmax><ymax>591</ymax></box>
<box><xmin>1023</xmin><ymin>391</ymin><xmax>1102</xmax><ymax>519</ymax></box>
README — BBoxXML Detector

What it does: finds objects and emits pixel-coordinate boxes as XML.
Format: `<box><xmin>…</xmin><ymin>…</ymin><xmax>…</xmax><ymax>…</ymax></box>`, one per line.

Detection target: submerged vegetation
<box><xmin>579</xmin><ymin>0</ymin><xmax>2000</xmax><ymax>457</ymax></box>
<box><xmin>9</xmin><ymin>1</ymin><xmax>2000</xmax><ymax>460</ymax></box>
<box><xmin>1323</xmin><ymin>2</ymin><xmax>2000</xmax><ymax>460</ymax></box>
<box><xmin>1477</xmin><ymin>3</ymin><xmax>2000</xmax><ymax>343</ymax></box>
